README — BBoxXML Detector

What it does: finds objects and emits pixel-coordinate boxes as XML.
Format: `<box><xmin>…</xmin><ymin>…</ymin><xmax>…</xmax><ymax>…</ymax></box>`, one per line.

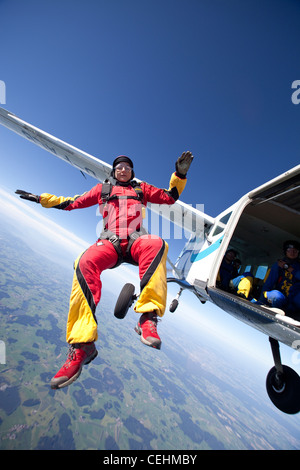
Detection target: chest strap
<box><xmin>101</xmin><ymin>180</ymin><xmax>144</xmax><ymax>204</ymax></box>
<box><xmin>99</xmin><ymin>227</ymin><xmax>148</xmax><ymax>268</ymax></box>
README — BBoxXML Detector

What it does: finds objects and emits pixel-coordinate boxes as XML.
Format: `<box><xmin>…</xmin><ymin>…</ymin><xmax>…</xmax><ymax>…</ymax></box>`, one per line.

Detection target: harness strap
<box><xmin>99</xmin><ymin>181</ymin><xmax>147</xmax><ymax>267</ymax></box>
<box><xmin>99</xmin><ymin>230</ymin><xmax>123</xmax><ymax>267</ymax></box>
<box><xmin>99</xmin><ymin>227</ymin><xmax>148</xmax><ymax>268</ymax></box>
<box><xmin>101</xmin><ymin>180</ymin><xmax>144</xmax><ymax>204</ymax></box>
<box><xmin>126</xmin><ymin>227</ymin><xmax>148</xmax><ymax>257</ymax></box>
<box><xmin>101</xmin><ymin>181</ymin><xmax>112</xmax><ymax>202</ymax></box>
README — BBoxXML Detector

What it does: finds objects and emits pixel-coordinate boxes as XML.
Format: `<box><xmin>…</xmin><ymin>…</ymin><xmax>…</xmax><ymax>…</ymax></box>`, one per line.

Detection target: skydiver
<box><xmin>16</xmin><ymin>151</ymin><xmax>193</xmax><ymax>389</ymax></box>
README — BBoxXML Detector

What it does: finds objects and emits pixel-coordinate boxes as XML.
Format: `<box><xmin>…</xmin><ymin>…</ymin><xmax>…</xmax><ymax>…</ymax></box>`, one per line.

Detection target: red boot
<box><xmin>50</xmin><ymin>342</ymin><xmax>98</xmax><ymax>389</ymax></box>
<box><xmin>135</xmin><ymin>312</ymin><xmax>161</xmax><ymax>349</ymax></box>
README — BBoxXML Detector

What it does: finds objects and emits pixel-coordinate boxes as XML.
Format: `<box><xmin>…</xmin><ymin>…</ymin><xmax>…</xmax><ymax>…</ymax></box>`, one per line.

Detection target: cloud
<box><xmin>0</xmin><ymin>184</ymin><xmax>142</xmax><ymax>281</ymax></box>
<box><xmin>0</xmin><ymin>185</ymin><xmax>89</xmax><ymax>266</ymax></box>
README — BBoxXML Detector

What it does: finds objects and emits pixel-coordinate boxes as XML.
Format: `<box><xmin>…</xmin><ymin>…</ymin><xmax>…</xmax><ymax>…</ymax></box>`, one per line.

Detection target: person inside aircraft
<box><xmin>217</xmin><ymin>250</ymin><xmax>255</xmax><ymax>300</ymax></box>
<box><xmin>16</xmin><ymin>151</ymin><xmax>194</xmax><ymax>389</ymax></box>
<box><xmin>260</xmin><ymin>240</ymin><xmax>300</xmax><ymax>319</ymax></box>
<box><xmin>232</xmin><ymin>258</ymin><xmax>241</xmax><ymax>277</ymax></box>
<box><xmin>229</xmin><ymin>271</ymin><xmax>255</xmax><ymax>300</ymax></box>
<box><xmin>217</xmin><ymin>249</ymin><xmax>238</xmax><ymax>290</ymax></box>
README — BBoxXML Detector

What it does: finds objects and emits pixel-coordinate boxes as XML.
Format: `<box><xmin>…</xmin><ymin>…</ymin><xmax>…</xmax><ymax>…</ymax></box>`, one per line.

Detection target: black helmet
<box><xmin>111</xmin><ymin>155</ymin><xmax>135</xmax><ymax>179</ymax></box>
<box><xmin>283</xmin><ymin>240</ymin><xmax>300</xmax><ymax>254</ymax></box>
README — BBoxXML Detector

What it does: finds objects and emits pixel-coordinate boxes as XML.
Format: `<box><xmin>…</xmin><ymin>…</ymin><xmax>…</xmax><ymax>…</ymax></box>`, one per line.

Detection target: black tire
<box><xmin>169</xmin><ymin>299</ymin><xmax>178</xmax><ymax>312</ymax></box>
<box><xmin>266</xmin><ymin>365</ymin><xmax>300</xmax><ymax>414</ymax></box>
<box><xmin>114</xmin><ymin>283</ymin><xmax>136</xmax><ymax>319</ymax></box>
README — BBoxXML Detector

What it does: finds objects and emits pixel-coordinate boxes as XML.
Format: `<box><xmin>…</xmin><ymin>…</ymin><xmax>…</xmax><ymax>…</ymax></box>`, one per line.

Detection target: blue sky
<box><xmin>1</xmin><ymin>0</ymin><xmax>300</xmax><ymax>417</ymax></box>
<box><xmin>1</xmin><ymin>0</ymin><xmax>299</xmax><ymax>251</ymax></box>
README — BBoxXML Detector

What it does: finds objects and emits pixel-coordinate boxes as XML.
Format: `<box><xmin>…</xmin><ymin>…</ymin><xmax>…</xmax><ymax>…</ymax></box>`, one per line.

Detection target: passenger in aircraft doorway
<box><xmin>217</xmin><ymin>249</ymin><xmax>238</xmax><ymax>290</ymax></box>
<box><xmin>260</xmin><ymin>240</ymin><xmax>300</xmax><ymax>319</ymax></box>
<box><xmin>16</xmin><ymin>152</ymin><xmax>193</xmax><ymax>389</ymax></box>
<box><xmin>217</xmin><ymin>249</ymin><xmax>255</xmax><ymax>300</ymax></box>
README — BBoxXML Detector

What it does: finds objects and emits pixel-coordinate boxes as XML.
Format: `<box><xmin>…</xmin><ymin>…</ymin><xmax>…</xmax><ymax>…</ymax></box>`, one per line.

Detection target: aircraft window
<box><xmin>255</xmin><ymin>265</ymin><xmax>268</xmax><ymax>280</ymax></box>
<box><xmin>211</xmin><ymin>212</ymin><xmax>232</xmax><ymax>237</ymax></box>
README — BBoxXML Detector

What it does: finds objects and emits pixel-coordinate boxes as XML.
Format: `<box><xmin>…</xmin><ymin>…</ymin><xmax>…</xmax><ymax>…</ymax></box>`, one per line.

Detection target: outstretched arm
<box><xmin>15</xmin><ymin>184</ymin><xmax>102</xmax><ymax>210</ymax></box>
<box><xmin>168</xmin><ymin>151</ymin><xmax>194</xmax><ymax>199</ymax></box>
<box><xmin>175</xmin><ymin>151</ymin><xmax>194</xmax><ymax>179</ymax></box>
<box><xmin>15</xmin><ymin>190</ymin><xmax>40</xmax><ymax>203</ymax></box>
<box><xmin>142</xmin><ymin>151</ymin><xmax>194</xmax><ymax>204</ymax></box>
<box><xmin>15</xmin><ymin>189</ymin><xmax>87</xmax><ymax>210</ymax></box>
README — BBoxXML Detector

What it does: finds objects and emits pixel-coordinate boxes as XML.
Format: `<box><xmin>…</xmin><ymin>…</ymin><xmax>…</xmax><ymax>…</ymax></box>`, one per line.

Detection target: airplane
<box><xmin>0</xmin><ymin>106</ymin><xmax>300</xmax><ymax>415</ymax></box>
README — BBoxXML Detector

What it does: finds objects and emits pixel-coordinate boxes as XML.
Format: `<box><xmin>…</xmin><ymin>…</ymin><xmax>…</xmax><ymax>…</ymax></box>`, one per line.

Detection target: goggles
<box><xmin>114</xmin><ymin>163</ymin><xmax>132</xmax><ymax>171</ymax></box>
<box><xmin>286</xmin><ymin>245</ymin><xmax>299</xmax><ymax>251</ymax></box>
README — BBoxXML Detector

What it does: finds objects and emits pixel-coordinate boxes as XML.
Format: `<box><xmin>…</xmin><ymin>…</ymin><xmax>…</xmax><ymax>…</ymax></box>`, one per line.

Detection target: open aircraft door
<box><xmin>210</xmin><ymin>164</ymin><xmax>300</xmax><ymax>291</ymax></box>
<box><xmin>185</xmin><ymin>208</ymin><xmax>236</xmax><ymax>300</ymax></box>
<box><xmin>207</xmin><ymin>164</ymin><xmax>300</xmax><ymax>334</ymax></box>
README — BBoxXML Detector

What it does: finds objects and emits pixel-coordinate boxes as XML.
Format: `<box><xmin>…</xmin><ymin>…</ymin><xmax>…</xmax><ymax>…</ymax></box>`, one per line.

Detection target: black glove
<box><xmin>15</xmin><ymin>189</ymin><xmax>40</xmax><ymax>203</ymax></box>
<box><xmin>175</xmin><ymin>151</ymin><xmax>194</xmax><ymax>178</ymax></box>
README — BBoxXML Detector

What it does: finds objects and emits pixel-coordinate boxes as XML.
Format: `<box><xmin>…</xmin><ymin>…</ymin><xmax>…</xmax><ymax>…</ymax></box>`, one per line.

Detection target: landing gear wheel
<box><xmin>114</xmin><ymin>283</ymin><xmax>136</xmax><ymax>319</ymax></box>
<box><xmin>169</xmin><ymin>299</ymin><xmax>179</xmax><ymax>312</ymax></box>
<box><xmin>169</xmin><ymin>287</ymin><xmax>183</xmax><ymax>312</ymax></box>
<box><xmin>266</xmin><ymin>365</ymin><xmax>300</xmax><ymax>414</ymax></box>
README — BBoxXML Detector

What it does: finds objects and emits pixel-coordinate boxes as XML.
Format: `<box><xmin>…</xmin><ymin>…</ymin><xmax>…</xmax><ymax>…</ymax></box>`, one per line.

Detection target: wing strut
<box><xmin>269</xmin><ymin>337</ymin><xmax>284</xmax><ymax>375</ymax></box>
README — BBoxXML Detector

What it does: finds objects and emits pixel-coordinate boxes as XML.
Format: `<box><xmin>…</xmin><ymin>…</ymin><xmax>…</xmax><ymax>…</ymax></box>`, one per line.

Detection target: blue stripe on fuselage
<box><xmin>190</xmin><ymin>235</ymin><xmax>223</xmax><ymax>263</ymax></box>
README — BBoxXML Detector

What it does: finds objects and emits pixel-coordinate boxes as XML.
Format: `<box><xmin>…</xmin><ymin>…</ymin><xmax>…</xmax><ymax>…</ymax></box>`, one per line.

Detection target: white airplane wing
<box><xmin>0</xmin><ymin>107</ymin><xmax>214</xmax><ymax>232</ymax></box>
<box><xmin>0</xmin><ymin>107</ymin><xmax>112</xmax><ymax>181</ymax></box>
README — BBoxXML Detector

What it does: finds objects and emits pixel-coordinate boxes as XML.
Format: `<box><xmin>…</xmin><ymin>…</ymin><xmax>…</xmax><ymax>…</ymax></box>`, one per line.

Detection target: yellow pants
<box><xmin>66</xmin><ymin>236</ymin><xmax>168</xmax><ymax>344</ymax></box>
<box><xmin>237</xmin><ymin>276</ymin><xmax>253</xmax><ymax>299</ymax></box>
